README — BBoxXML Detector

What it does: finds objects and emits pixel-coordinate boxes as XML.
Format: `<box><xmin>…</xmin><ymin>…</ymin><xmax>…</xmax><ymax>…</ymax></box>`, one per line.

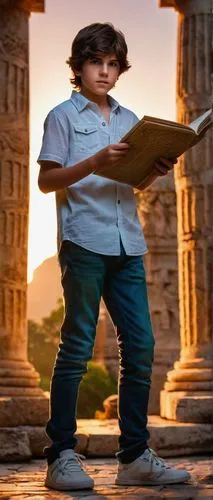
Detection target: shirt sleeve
<box><xmin>37</xmin><ymin>109</ymin><xmax>69</xmax><ymax>166</ymax></box>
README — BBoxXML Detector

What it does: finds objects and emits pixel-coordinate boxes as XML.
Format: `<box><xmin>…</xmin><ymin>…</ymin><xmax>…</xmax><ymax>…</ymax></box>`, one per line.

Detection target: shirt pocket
<box><xmin>73</xmin><ymin>123</ymin><xmax>99</xmax><ymax>150</ymax></box>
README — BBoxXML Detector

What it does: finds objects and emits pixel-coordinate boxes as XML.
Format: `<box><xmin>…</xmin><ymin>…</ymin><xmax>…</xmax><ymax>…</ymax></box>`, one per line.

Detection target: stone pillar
<box><xmin>0</xmin><ymin>0</ymin><xmax>45</xmax><ymax>397</ymax></box>
<box><xmin>0</xmin><ymin>1</ymin><xmax>49</xmax><ymax>457</ymax></box>
<box><xmin>137</xmin><ymin>176</ymin><xmax>180</xmax><ymax>414</ymax></box>
<box><xmin>159</xmin><ymin>0</ymin><xmax>213</xmax><ymax>422</ymax></box>
<box><xmin>93</xmin><ymin>300</ymin><xmax>118</xmax><ymax>378</ymax></box>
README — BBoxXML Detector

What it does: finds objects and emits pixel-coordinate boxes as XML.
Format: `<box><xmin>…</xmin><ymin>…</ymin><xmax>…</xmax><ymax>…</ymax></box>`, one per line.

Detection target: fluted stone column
<box><xmin>159</xmin><ymin>0</ymin><xmax>213</xmax><ymax>422</ymax></box>
<box><xmin>0</xmin><ymin>0</ymin><xmax>49</xmax><ymax>440</ymax></box>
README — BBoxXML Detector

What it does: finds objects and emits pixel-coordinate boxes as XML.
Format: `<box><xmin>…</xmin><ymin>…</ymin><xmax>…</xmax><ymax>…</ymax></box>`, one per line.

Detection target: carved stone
<box><xmin>136</xmin><ymin>176</ymin><xmax>180</xmax><ymax>413</ymax></box>
<box><xmin>0</xmin><ymin>1</ymin><xmax>44</xmax><ymax>13</ymax></box>
<box><xmin>159</xmin><ymin>0</ymin><xmax>209</xmax><ymax>13</ymax></box>
<box><xmin>31</xmin><ymin>0</ymin><xmax>45</xmax><ymax>12</ymax></box>
<box><xmin>0</xmin><ymin>417</ymin><xmax>212</xmax><ymax>460</ymax></box>
<box><xmin>160</xmin><ymin>0</ymin><xmax>213</xmax><ymax>422</ymax></box>
<box><xmin>0</xmin><ymin>1</ymin><xmax>45</xmax><ymax>404</ymax></box>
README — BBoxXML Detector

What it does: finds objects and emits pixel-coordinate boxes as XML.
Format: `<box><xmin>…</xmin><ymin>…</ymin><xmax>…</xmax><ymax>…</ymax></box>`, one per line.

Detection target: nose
<box><xmin>100</xmin><ymin>63</ymin><xmax>108</xmax><ymax>76</ymax></box>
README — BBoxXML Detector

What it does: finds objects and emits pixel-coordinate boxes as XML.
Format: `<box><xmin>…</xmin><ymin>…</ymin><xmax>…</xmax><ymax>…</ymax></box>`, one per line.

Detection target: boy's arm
<box><xmin>38</xmin><ymin>157</ymin><xmax>95</xmax><ymax>193</ymax></box>
<box><xmin>38</xmin><ymin>154</ymin><xmax>177</xmax><ymax>193</ymax></box>
<box><xmin>38</xmin><ymin>143</ymin><xmax>130</xmax><ymax>193</ymax></box>
<box><xmin>137</xmin><ymin>157</ymin><xmax>177</xmax><ymax>191</ymax></box>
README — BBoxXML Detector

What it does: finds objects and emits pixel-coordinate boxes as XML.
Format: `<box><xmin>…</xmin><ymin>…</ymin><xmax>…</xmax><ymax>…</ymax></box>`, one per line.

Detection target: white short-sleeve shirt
<box><xmin>37</xmin><ymin>90</ymin><xmax>147</xmax><ymax>256</ymax></box>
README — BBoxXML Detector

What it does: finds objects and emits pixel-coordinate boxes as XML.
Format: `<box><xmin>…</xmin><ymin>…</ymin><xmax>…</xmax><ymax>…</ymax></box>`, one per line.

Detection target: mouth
<box><xmin>96</xmin><ymin>81</ymin><xmax>109</xmax><ymax>84</ymax></box>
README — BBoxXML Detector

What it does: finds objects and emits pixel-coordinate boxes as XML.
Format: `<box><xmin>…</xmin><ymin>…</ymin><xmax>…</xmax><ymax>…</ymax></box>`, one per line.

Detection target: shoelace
<box><xmin>148</xmin><ymin>448</ymin><xmax>170</xmax><ymax>469</ymax></box>
<box><xmin>60</xmin><ymin>453</ymin><xmax>86</xmax><ymax>474</ymax></box>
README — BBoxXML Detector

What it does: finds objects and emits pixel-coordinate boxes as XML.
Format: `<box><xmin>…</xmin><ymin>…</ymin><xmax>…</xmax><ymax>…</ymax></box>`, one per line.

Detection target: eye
<box><xmin>110</xmin><ymin>61</ymin><xmax>119</xmax><ymax>68</ymax></box>
<box><xmin>90</xmin><ymin>58</ymin><xmax>100</xmax><ymax>64</ymax></box>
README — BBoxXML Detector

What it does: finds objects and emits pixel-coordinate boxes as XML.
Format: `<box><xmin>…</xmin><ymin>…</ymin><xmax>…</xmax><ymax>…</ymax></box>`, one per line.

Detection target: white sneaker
<box><xmin>115</xmin><ymin>448</ymin><xmax>191</xmax><ymax>486</ymax></box>
<box><xmin>45</xmin><ymin>449</ymin><xmax>94</xmax><ymax>491</ymax></box>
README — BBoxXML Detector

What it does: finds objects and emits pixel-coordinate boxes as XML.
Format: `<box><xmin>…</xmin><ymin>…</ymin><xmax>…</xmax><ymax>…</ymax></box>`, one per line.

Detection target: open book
<box><xmin>94</xmin><ymin>108</ymin><xmax>212</xmax><ymax>189</ymax></box>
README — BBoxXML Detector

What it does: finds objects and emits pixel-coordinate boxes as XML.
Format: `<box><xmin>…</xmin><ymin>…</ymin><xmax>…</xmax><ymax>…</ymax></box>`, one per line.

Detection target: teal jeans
<box><xmin>45</xmin><ymin>238</ymin><xmax>155</xmax><ymax>464</ymax></box>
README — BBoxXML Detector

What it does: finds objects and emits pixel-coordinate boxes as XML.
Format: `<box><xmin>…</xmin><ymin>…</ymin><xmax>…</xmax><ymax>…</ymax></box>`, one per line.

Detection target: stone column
<box><xmin>137</xmin><ymin>175</ymin><xmax>180</xmax><ymax>414</ymax></box>
<box><xmin>159</xmin><ymin>0</ymin><xmax>213</xmax><ymax>422</ymax></box>
<box><xmin>93</xmin><ymin>300</ymin><xmax>118</xmax><ymax>378</ymax></box>
<box><xmin>0</xmin><ymin>1</ymin><xmax>49</xmax><ymax>450</ymax></box>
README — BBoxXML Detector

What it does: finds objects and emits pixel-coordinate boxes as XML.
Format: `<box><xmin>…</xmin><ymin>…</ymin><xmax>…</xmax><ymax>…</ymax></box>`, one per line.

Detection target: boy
<box><xmin>37</xmin><ymin>22</ymin><xmax>190</xmax><ymax>491</ymax></box>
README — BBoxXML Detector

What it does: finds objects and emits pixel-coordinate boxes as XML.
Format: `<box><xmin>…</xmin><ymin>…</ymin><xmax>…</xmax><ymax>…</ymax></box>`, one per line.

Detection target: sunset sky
<box><xmin>28</xmin><ymin>0</ymin><xmax>177</xmax><ymax>282</ymax></box>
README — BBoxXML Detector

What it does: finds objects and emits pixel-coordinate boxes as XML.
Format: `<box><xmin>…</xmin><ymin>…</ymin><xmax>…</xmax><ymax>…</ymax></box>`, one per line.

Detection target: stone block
<box><xmin>0</xmin><ymin>396</ymin><xmax>49</xmax><ymax>426</ymax></box>
<box><xmin>0</xmin><ymin>429</ymin><xmax>31</xmax><ymax>461</ymax></box>
<box><xmin>24</xmin><ymin>426</ymin><xmax>50</xmax><ymax>456</ymax></box>
<box><xmin>21</xmin><ymin>427</ymin><xmax>89</xmax><ymax>457</ymax></box>
<box><xmin>149</xmin><ymin>357</ymin><xmax>178</xmax><ymax>414</ymax></box>
<box><xmin>149</xmin><ymin>416</ymin><xmax>213</xmax><ymax>456</ymax></box>
<box><xmin>160</xmin><ymin>391</ymin><xmax>213</xmax><ymax>422</ymax></box>
<box><xmin>75</xmin><ymin>433</ymin><xmax>90</xmax><ymax>455</ymax></box>
<box><xmin>77</xmin><ymin>418</ymin><xmax>119</xmax><ymax>457</ymax></box>
<box><xmin>87</xmin><ymin>433</ymin><xmax>119</xmax><ymax>457</ymax></box>
<box><xmin>0</xmin><ymin>417</ymin><xmax>212</xmax><ymax>461</ymax></box>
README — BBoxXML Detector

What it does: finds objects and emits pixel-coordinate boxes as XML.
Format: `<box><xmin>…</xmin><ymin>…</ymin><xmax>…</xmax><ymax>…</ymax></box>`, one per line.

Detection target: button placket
<box><xmin>99</xmin><ymin>119</ymin><xmax>110</xmax><ymax>144</ymax></box>
<box><xmin>116</xmin><ymin>184</ymin><xmax>122</xmax><ymax>230</ymax></box>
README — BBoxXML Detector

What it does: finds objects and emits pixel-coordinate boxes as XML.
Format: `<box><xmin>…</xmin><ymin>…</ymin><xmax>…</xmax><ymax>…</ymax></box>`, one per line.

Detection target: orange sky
<box><xmin>28</xmin><ymin>0</ymin><xmax>177</xmax><ymax>282</ymax></box>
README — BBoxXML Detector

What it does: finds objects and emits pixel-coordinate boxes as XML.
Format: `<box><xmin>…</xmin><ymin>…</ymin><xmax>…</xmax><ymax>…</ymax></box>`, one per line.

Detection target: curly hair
<box><xmin>66</xmin><ymin>22</ymin><xmax>131</xmax><ymax>89</ymax></box>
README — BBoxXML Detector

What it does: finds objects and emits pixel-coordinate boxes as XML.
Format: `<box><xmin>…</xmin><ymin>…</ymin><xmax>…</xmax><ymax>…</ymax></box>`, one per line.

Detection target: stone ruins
<box><xmin>0</xmin><ymin>0</ymin><xmax>212</xmax><ymax>460</ymax></box>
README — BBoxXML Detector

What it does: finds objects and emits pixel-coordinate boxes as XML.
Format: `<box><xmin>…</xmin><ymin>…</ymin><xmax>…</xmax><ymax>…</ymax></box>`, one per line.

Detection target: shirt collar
<box><xmin>70</xmin><ymin>90</ymin><xmax>120</xmax><ymax>114</ymax></box>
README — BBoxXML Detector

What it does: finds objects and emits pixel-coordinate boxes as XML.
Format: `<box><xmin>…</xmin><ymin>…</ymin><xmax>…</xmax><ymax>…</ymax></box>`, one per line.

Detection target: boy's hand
<box><xmin>91</xmin><ymin>143</ymin><xmax>130</xmax><ymax>173</ymax></box>
<box><xmin>153</xmin><ymin>157</ymin><xmax>178</xmax><ymax>176</ymax></box>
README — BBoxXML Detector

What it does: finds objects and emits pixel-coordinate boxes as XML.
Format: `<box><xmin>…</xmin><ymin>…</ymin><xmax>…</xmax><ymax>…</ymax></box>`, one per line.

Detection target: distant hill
<box><xmin>27</xmin><ymin>255</ymin><xmax>62</xmax><ymax>322</ymax></box>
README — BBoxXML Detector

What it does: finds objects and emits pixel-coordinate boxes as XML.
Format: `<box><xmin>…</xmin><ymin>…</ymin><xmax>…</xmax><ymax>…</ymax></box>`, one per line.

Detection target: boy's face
<box><xmin>75</xmin><ymin>53</ymin><xmax>120</xmax><ymax>99</ymax></box>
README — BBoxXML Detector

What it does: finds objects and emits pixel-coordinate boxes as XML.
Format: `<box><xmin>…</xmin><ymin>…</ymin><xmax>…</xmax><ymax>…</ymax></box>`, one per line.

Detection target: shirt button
<box><xmin>117</xmin><ymin>200</ymin><xmax>121</xmax><ymax>204</ymax></box>
<box><xmin>102</xmin><ymin>122</ymin><xmax>106</xmax><ymax>126</ymax></box>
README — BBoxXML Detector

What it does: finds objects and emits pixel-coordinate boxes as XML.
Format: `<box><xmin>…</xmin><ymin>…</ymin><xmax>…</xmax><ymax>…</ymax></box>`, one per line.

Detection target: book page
<box><xmin>142</xmin><ymin>115</ymin><xmax>190</xmax><ymax>130</ymax></box>
<box><xmin>189</xmin><ymin>108</ymin><xmax>212</xmax><ymax>134</ymax></box>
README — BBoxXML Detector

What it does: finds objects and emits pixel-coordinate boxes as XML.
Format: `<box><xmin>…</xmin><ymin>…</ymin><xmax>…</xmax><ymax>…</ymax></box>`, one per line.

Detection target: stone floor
<box><xmin>0</xmin><ymin>455</ymin><xmax>212</xmax><ymax>499</ymax></box>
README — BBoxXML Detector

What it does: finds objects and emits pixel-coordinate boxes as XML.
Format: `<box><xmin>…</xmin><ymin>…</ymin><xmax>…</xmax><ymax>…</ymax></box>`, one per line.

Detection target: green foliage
<box><xmin>28</xmin><ymin>317</ymin><xmax>58</xmax><ymax>378</ymax></box>
<box><xmin>28</xmin><ymin>298</ymin><xmax>63</xmax><ymax>378</ymax></box>
<box><xmin>77</xmin><ymin>361</ymin><xmax>117</xmax><ymax>418</ymax></box>
<box><xmin>28</xmin><ymin>299</ymin><xmax>117</xmax><ymax>417</ymax></box>
<box><xmin>39</xmin><ymin>376</ymin><xmax>51</xmax><ymax>391</ymax></box>
<box><xmin>40</xmin><ymin>298</ymin><xmax>64</xmax><ymax>346</ymax></box>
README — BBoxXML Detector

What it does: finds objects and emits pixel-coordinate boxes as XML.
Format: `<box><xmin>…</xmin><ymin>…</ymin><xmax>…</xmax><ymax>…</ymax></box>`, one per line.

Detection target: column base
<box><xmin>163</xmin><ymin>358</ymin><xmax>213</xmax><ymax>392</ymax></box>
<box><xmin>0</xmin><ymin>360</ymin><xmax>44</xmax><ymax>396</ymax></box>
<box><xmin>160</xmin><ymin>390</ymin><xmax>213</xmax><ymax>422</ymax></box>
<box><xmin>0</xmin><ymin>394</ymin><xmax>49</xmax><ymax>427</ymax></box>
